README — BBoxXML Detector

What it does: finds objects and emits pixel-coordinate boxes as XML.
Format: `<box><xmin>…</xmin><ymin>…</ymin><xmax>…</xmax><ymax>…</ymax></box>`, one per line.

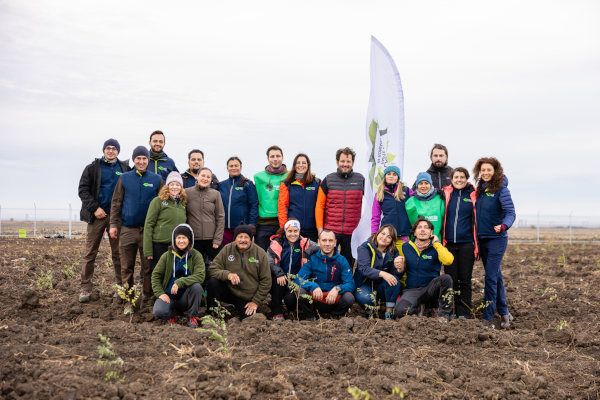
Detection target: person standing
<box><xmin>181</xmin><ymin>149</ymin><xmax>219</xmax><ymax>190</ymax></box>
<box><xmin>412</xmin><ymin>144</ymin><xmax>453</xmax><ymax>190</ymax></box>
<box><xmin>78</xmin><ymin>139</ymin><xmax>131</xmax><ymax>303</ymax></box>
<box><xmin>148</xmin><ymin>130</ymin><xmax>178</xmax><ymax>181</ymax></box>
<box><xmin>472</xmin><ymin>157</ymin><xmax>516</xmax><ymax>329</ymax></box>
<box><xmin>277</xmin><ymin>153</ymin><xmax>320</xmax><ymax>242</ymax></box>
<box><xmin>441</xmin><ymin>167</ymin><xmax>477</xmax><ymax>319</ymax></box>
<box><xmin>110</xmin><ymin>146</ymin><xmax>163</xmax><ymax>314</ymax></box>
<box><xmin>218</xmin><ymin>157</ymin><xmax>259</xmax><ymax>246</ymax></box>
<box><xmin>315</xmin><ymin>147</ymin><xmax>364</xmax><ymax>267</ymax></box>
<box><xmin>254</xmin><ymin>146</ymin><xmax>288</xmax><ymax>250</ymax></box>
<box><xmin>405</xmin><ymin>172</ymin><xmax>445</xmax><ymax>239</ymax></box>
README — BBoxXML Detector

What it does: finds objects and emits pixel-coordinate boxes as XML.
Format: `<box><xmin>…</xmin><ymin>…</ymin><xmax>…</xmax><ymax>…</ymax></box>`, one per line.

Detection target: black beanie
<box><xmin>103</xmin><ymin>138</ymin><xmax>120</xmax><ymax>153</ymax></box>
<box><xmin>132</xmin><ymin>146</ymin><xmax>150</xmax><ymax>160</ymax></box>
<box><xmin>173</xmin><ymin>224</ymin><xmax>193</xmax><ymax>243</ymax></box>
<box><xmin>234</xmin><ymin>222</ymin><xmax>253</xmax><ymax>240</ymax></box>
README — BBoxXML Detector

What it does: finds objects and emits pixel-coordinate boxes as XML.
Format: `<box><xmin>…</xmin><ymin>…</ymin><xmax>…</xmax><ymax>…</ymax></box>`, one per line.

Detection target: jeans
<box><xmin>355</xmin><ymin>280</ymin><xmax>401</xmax><ymax>309</ymax></box>
<box><xmin>479</xmin><ymin>237</ymin><xmax>509</xmax><ymax>321</ymax></box>
<box><xmin>153</xmin><ymin>282</ymin><xmax>203</xmax><ymax>319</ymax></box>
<box><xmin>445</xmin><ymin>242</ymin><xmax>475</xmax><ymax>318</ymax></box>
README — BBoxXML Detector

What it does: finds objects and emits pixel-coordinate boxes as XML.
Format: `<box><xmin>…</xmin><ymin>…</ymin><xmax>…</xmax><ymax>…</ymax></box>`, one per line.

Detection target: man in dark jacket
<box><xmin>148</xmin><ymin>130</ymin><xmax>178</xmax><ymax>181</ymax></box>
<box><xmin>109</xmin><ymin>146</ymin><xmax>163</xmax><ymax>315</ymax></box>
<box><xmin>78</xmin><ymin>139</ymin><xmax>131</xmax><ymax>303</ymax></box>
<box><xmin>412</xmin><ymin>144</ymin><xmax>453</xmax><ymax>190</ymax></box>
<box><xmin>315</xmin><ymin>147</ymin><xmax>364</xmax><ymax>267</ymax></box>
<box><xmin>181</xmin><ymin>149</ymin><xmax>219</xmax><ymax>189</ymax></box>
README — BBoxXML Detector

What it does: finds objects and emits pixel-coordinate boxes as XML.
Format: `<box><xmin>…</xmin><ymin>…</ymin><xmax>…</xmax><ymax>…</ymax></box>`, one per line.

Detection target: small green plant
<box><xmin>549</xmin><ymin>294</ymin><xmax>558</xmax><ymax>301</ymax></box>
<box><xmin>97</xmin><ymin>334</ymin><xmax>124</xmax><ymax>382</ymax></box>
<box><xmin>534</xmin><ymin>287</ymin><xmax>555</xmax><ymax>297</ymax></box>
<box><xmin>103</xmin><ymin>256</ymin><xmax>113</xmax><ymax>270</ymax></box>
<box><xmin>36</xmin><ymin>271</ymin><xmax>53</xmax><ymax>290</ymax></box>
<box><xmin>548</xmin><ymin>242</ymin><xmax>554</xmax><ymax>251</ymax></box>
<box><xmin>63</xmin><ymin>262</ymin><xmax>78</xmax><ymax>279</ymax></box>
<box><xmin>348</xmin><ymin>386</ymin><xmax>406</xmax><ymax>400</ymax></box>
<box><xmin>558</xmin><ymin>252</ymin><xmax>567</xmax><ymax>265</ymax></box>
<box><xmin>197</xmin><ymin>301</ymin><xmax>231</xmax><ymax>371</ymax></box>
<box><xmin>114</xmin><ymin>283</ymin><xmax>140</xmax><ymax>307</ymax></box>
<box><xmin>441</xmin><ymin>288</ymin><xmax>459</xmax><ymax>308</ymax></box>
<box><xmin>363</xmin><ymin>290</ymin><xmax>380</xmax><ymax>318</ymax></box>
<box><xmin>556</xmin><ymin>320</ymin><xmax>568</xmax><ymax>331</ymax></box>
<box><xmin>96</xmin><ymin>277</ymin><xmax>109</xmax><ymax>295</ymax></box>
<box><xmin>515</xmin><ymin>245</ymin><xmax>521</xmax><ymax>253</ymax></box>
<box><xmin>530</xmin><ymin>263</ymin><xmax>541</xmax><ymax>271</ymax></box>
<box><xmin>287</xmin><ymin>273</ymin><xmax>316</xmax><ymax>320</ymax></box>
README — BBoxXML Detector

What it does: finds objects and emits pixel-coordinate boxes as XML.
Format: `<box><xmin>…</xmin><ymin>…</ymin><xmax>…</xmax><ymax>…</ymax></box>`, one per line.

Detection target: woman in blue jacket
<box><xmin>218</xmin><ymin>157</ymin><xmax>259</xmax><ymax>246</ymax></box>
<box><xmin>473</xmin><ymin>157</ymin><xmax>516</xmax><ymax>329</ymax></box>
<box><xmin>354</xmin><ymin>224</ymin><xmax>405</xmax><ymax>320</ymax></box>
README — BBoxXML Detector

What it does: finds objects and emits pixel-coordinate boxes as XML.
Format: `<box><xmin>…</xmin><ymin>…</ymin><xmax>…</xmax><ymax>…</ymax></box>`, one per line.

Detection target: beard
<box><xmin>191</xmin><ymin>168</ymin><xmax>200</xmax><ymax>174</ymax></box>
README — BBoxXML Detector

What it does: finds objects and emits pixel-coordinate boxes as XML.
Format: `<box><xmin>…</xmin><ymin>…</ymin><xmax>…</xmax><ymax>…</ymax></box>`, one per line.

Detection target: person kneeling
<box><xmin>206</xmin><ymin>222</ymin><xmax>271</xmax><ymax>320</ymax></box>
<box><xmin>295</xmin><ymin>230</ymin><xmax>355</xmax><ymax>321</ymax></box>
<box><xmin>152</xmin><ymin>224</ymin><xmax>205</xmax><ymax>328</ymax></box>
<box><xmin>394</xmin><ymin>217</ymin><xmax>455</xmax><ymax>322</ymax></box>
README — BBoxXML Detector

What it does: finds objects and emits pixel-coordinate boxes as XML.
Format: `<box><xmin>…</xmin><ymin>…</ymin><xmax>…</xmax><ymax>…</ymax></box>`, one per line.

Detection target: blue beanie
<box><xmin>416</xmin><ymin>172</ymin><xmax>433</xmax><ymax>186</ymax></box>
<box><xmin>132</xmin><ymin>146</ymin><xmax>150</xmax><ymax>160</ymax></box>
<box><xmin>103</xmin><ymin>138</ymin><xmax>120</xmax><ymax>153</ymax></box>
<box><xmin>383</xmin><ymin>164</ymin><xmax>401</xmax><ymax>179</ymax></box>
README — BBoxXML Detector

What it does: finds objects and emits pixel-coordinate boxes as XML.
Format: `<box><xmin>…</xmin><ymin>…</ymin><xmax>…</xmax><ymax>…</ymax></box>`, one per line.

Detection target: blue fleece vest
<box><xmin>379</xmin><ymin>186</ymin><xmax>411</xmax><ymax>237</ymax></box>
<box><xmin>120</xmin><ymin>170</ymin><xmax>162</xmax><ymax>228</ymax></box>
<box><xmin>476</xmin><ymin>187</ymin><xmax>506</xmax><ymax>237</ymax></box>
<box><xmin>445</xmin><ymin>188</ymin><xmax>474</xmax><ymax>243</ymax></box>
<box><xmin>285</xmin><ymin>179</ymin><xmax>320</xmax><ymax>232</ymax></box>
<box><xmin>402</xmin><ymin>241</ymin><xmax>442</xmax><ymax>290</ymax></box>
<box><xmin>98</xmin><ymin>160</ymin><xmax>123</xmax><ymax>213</ymax></box>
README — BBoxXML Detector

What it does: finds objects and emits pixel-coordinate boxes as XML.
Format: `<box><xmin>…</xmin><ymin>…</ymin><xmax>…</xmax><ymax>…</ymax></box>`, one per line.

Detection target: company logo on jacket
<box><xmin>463</xmin><ymin>198</ymin><xmax>472</xmax><ymax>202</ymax></box>
<box><xmin>143</xmin><ymin>183</ymin><xmax>154</xmax><ymax>187</ymax></box>
<box><xmin>159</xmin><ymin>166</ymin><xmax>165</xmax><ymax>170</ymax></box>
<box><xmin>248</xmin><ymin>257</ymin><xmax>260</xmax><ymax>263</ymax></box>
<box><xmin>486</xmin><ymin>193</ymin><xmax>495</xmax><ymax>197</ymax></box>
<box><xmin>235</xmin><ymin>187</ymin><xmax>243</xmax><ymax>191</ymax></box>
<box><xmin>116</xmin><ymin>172</ymin><xmax>122</xmax><ymax>175</ymax></box>
<box><xmin>421</xmin><ymin>255</ymin><xmax>433</xmax><ymax>260</ymax></box>
<box><xmin>228</xmin><ymin>255</ymin><xmax>235</xmax><ymax>261</ymax></box>
<box><xmin>426</xmin><ymin>215</ymin><xmax>438</xmax><ymax>222</ymax></box>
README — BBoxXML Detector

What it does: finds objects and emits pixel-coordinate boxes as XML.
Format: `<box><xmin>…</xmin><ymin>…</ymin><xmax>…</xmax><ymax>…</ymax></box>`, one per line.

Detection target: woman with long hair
<box><xmin>278</xmin><ymin>153</ymin><xmax>320</xmax><ymax>242</ymax></box>
<box><xmin>472</xmin><ymin>157</ymin><xmax>516</xmax><ymax>329</ymax></box>
<box><xmin>267</xmin><ymin>218</ymin><xmax>319</xmax><ymax>321</ymax></box>
<box><xmin>441</xmin><ymin>167</ymin><xmax>477</xmax><ymax>319</ymax></box>
<box><xmin>144</xmin><ymin>172</ymin><xmax>188</xmax><ymax>270</ymax></box>
<box><xmin>218</xmin><ymin>157</ymin><xmax>259</xmax><ymax>246</ymax></box>
<box><xmin>405</xmin><ymin>172</ymin><xmax>445</xmax><ymax>238</ymax></box>
<box><xmin>371</xmin><ymin>164</ymin><xmax>414</xmax><ymax>249</ymax></box>
<box><xmin>354</xmin><ymin>224</ymin><xmax>405</xmax><ymax>320</ymax></box>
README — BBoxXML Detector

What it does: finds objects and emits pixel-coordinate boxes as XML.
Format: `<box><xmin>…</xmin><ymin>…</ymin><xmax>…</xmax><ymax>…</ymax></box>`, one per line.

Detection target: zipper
<box><xmin>302</xmin><ymin>182</ymin><xmax>306</xmax><ymax>229</ymax></box>
<box><xmin>341</xmin><ymin>178</ymin><xmax>347</xmax><ymax>233</ymax></box>
<box><xmin>288</xmin><ymin>243</ymin><xmax>294</xmax><ymax>276</ymax></box>
<box><xmin>138</xmin><ymin>174</ymin><xmax>142</xmax><ymax>227</ymax></box>
<box><xmin>228</xmin><ymin>177</ymin><xmax>234</xmax><ymax>228</ymax></box>
<box><xmin>238</xmin><ymin>251</ymin><xmax>245</xmax><ymax>297</ymax></box>
<box><xmin>453</xmin><ymin>190</ymin><xmax>461</xmax><ymax>243</ymax></box>
<box><xmin>438</xmin><ymin>172</ymin><xmax>441</xmax><ymax>189</ymax></box>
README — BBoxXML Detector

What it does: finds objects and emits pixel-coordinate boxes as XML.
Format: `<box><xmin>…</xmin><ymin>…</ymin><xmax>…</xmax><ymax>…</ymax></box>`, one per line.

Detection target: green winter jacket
<box><xmin>253</xmin><ymin>166</ymin><xmax>288</xmax><ymax>224</ymax></box>
<box><xmin>143</xmin><ymin>196</ymin><xmax>187</xmax><ymax>257</ymax></box>
<box><xmin>151</xmin><ymin>247</ymin><xmax>205</xmax><ymax>300</ymax></box>
<box><xmin>405</xmin><ymin>193</ymin><xmax>445</xmax><ymax>239</ymax></box>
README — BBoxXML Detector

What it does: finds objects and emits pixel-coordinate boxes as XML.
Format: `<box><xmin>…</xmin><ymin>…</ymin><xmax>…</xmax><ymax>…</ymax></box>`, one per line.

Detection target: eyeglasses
<box><xmin>105</xmin><ymin>147</ymin><xmax>118</xmax><ymax>151</ymax></box>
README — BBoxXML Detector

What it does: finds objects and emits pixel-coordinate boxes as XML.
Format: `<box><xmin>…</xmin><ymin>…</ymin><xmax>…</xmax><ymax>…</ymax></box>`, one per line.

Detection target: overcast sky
<box><xmin>1</xmin><ymin>1</ymin><xmax>598</xmax><ymax>221</ymax></box>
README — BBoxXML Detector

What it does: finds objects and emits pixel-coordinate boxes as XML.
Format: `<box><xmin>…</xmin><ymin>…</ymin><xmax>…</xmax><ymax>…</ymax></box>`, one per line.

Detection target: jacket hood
<box><xmin>264</xmin><ymin>164</ymin><xmax>288</xmax><ymax>175</ymax></box>
<box><xmin>172</xmin><ymin>223</ymin><xmax>195</xmax><ymax>255</ymax></box>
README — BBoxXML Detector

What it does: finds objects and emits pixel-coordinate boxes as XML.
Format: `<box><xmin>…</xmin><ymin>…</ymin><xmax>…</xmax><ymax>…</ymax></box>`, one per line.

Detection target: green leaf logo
<box><xmin>235</xmin><ymin>187</ymin><xmax>242</xmax><ymax>190</ymax></box>
<box><xmin>422</xmin><ymin>255</ymin><xmax>428</xmax><ymax>260</ymax></box>
<box><xmin>294</xmin><ymin>249</ymin><xmax>300</xmax><ymax>252</ymax></box>
<box><xmin>143</xmin><ymin>183</ymin><xmax>149</xmax><ymax>187</ymax></box>
<box><xmin>158</xmin><ymin>166</ymin><xmax>164</xmax><ymax>170</ymax></box>
<box><xmin>115</xmin><ymin>172</ymin><xmax>121</xmax><ymax>175</ymax></box>
<box><xmin>248</xmin><ymin>257</ymin><xmax>255</xmax><ymax>263</ymax></box>
<box><xmin>183</xmin><ymin>264</ymin><xmax>187</xmax><ymax>269</ymax></box>
<box><xmin>463</xmin><ymin>198</ymin><xmax>469</xmax><ymax>202</ymax></box>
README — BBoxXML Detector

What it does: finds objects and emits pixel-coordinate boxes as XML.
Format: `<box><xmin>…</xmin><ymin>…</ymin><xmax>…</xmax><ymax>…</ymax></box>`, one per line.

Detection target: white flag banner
<box><xmin>351</xmin><ymin>36</ymin><xmax>405</xmax><ymax>259</ymax></box>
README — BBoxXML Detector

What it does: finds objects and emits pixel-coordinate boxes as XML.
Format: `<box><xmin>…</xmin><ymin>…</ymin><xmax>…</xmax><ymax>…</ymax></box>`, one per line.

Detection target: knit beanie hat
<box><xmin>103</xmin><ymin>139</ymin><xmax>120</xmax><ymax>153</ymax></box>
<box><xmin>234</xmin><ymin>222</ymin><xmax>254</xmax><ymax>240</ymax></box>
<box><xmin>173</xmin><ymin>224</ymin><xmax>193</xmax><ymax>243</ymax></box>
<box><xmin>416</xmin><ymin>172</ymin><xmax>433</xmax><ymax>187</ymax></box>
<box><xmin>166</xmin><ymin>171</ymin><xmax>183</xmax><ymax>187</ymax></box>
<box><xmin>383</xmin><ymin>164</ymin><xmax>401</xmax><ymax>179</ymax></box>
<box><xmin>132</xmin><ymin>146</ymin><xmax>150</xmax><ymax>160</ymax></box>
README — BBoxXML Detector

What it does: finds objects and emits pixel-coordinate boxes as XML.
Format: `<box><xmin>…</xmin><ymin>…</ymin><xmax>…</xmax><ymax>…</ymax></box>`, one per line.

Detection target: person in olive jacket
<box><xmin>151</xmin><ymin>224</ymin><xmax>205</xmax><ymax>328</ymax></box>
<box><xmin>206</xmin><ymin>222</ymin><xmax>271</xmax><ymax>320</ymax></box>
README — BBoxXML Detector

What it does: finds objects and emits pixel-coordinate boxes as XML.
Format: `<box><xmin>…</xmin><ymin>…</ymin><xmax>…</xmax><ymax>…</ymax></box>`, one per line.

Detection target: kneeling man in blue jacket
<box><xmin>295</xmin><ymin>229</ymin><xmax>355</xmax><ymax>320</ymax></box>
<box><xmin>394</xmin><ymin>216</ymin><xmax>455</xmax><ymax>322</ymax></box>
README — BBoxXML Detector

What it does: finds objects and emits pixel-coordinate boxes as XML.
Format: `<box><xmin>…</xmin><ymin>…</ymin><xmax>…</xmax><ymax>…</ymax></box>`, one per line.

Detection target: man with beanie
<box><xmin>206</xmin><ymin>222</ymin><xmax>271</xmax><ymax>320</ymax></box>
<box><xmin>148</xmin><ymin>130</ymin><xmax>178</xmax><ymax>181</ymax></box>
<box><xmin>412</xmin><ymin>144</ymin><xmax>453</xmax><ymax>190</ymax></box>
<box><xmin>181</xmin><ymin>149</ymin><xmax>219</xmax><ymax>190</ymax></box>
<box><xmin>405</xmin><ymin>171</ymin><xmax>445</xmax><ymax>238</ymax></box>
<box><xmin>110</xmin><ymin>146</ymin><xmax>163</xmax><ymax>314</ymax></box>
<box><xmin>253</xmin><ymin>146</ymin><xmax>288</xmax><ymax>250</ymax></box>
<box><xmin>78</xmin><ymin>139</ymin><xmax>131</xmax><ymax>303</ymax></box>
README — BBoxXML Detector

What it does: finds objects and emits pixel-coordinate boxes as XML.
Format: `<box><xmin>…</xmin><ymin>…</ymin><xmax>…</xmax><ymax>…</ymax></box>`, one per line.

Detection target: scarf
<box><xmin>149</xmin><ymin>149</ymin><xmax>164</xmax><ymax>159</ymax></box>
<box><xmin>170</xmin><ymin>193</ymin><xmax>180</xmax><ymax>206</ymax></box>
<box><xmin>416</xmin><ymin>186</ymin><xmax>435</xmax><ymax>198</ymax></box>
<box><xmin>295</xmin><ymin>173</ymin><xmax>305</xmax><ymax>181</ymax></box>
<box><xmin>415</xmin><ymin>239</ymin><xmax>431</xmax><ymax>253</ymax></box>
<box><xmin>267</xmin><ymin>165</ymin><xmax>285</xmax><ymax>174</ymax></box>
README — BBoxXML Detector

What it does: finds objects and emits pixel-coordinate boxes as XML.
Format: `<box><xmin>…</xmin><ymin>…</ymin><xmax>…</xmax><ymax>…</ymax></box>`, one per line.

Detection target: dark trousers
<box><xmin>205</xmin><ymin>278</ymin><xmax>253</xmax><ymax>320</ymax></box>
<box><xmin>269</xmin><ymin>276</ymin><xmax>298</xmax><ymax>315</ymax></box>
<box><xmin>298</xmin><ymin>288</ymin><xmax>355</xmax><ymax>318</ymax></box>
<box><xmin>222</xmin><ymin>229</ymin><xmax>236</xmax><ymax>246</ymax></box>
<box><xmin>193</xmin><ymin>240</ymin><xmax>222</xmax><ymax>264</ymax></box>
<box><xmin>301</xmin><ymin>230</ymin><xmax>319</xmax><ymax>242</ymax></box>
<box><xmin>445</xmin><ymin>242</ymin><xmax>475</xmax><ymax>318</ymax></box>
<box><xmin>255</xmin><ymin>225</ymin><xmax>279</xmax><ymax>251</ymax></box>
<box><xmin>149</xmin><ymin>242</ymin><xmax>170</xmax><ymax>270</ymax></box>
<box><xmin>335</xmin><ymin>233</ymin><xmax>354</xmax><ymax>267</ymax></box>
<box><xmin>120</xmin><ymin>227</ymin><xmax>153</xmax><ymax>300</ymax></box>
<box><xmin>480</xmin><ymin>237</ymin><xmax>509</xmax><ymax>321</ymax></box>
<box><xmin>395</xmin><ymin>275</ymin><xmax>453</xmax><ymax>318</ymax></box>
<box><xmin>153</xmin><ymin>282</ymin><xmax>203</xmax><ymax>319</ymax></box>
<box><xmin>81</xmin><ymin>216</ymin><xmax>122</xmax><ymax>292</ymax></box>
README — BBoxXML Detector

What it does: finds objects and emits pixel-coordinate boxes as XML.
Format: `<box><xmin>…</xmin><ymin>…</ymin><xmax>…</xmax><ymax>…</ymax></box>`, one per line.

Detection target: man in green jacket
<box><xmin>253</xmin><ymin>145</ymin><xmax>287</xmax><ymax>250</ymax></box>
<box><xmin>206</xmin><ymin>222</ymin><xmax>272</xmax><ymax>320</ymax></box>
<box><xmin>151</xmin><ymin>224</ymin><xmax>205</xmax><ymax>328</ymax></box>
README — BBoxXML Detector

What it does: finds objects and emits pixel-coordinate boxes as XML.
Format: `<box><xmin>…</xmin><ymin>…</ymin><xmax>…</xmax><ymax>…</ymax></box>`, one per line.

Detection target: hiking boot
<box><xmin>482</xmin><ymin>319</ymin><xmax>494</xmax><ymax>329</ymax></box>
<box><xmin>169</xmin><ymin>311</ymin><xmax>185</xmax><ymax>325</ymax></box>
<box><xmin>79</xmin><ymin>292</ymin><xmax>91</xmax><ymax>303</ymax></box>
<box><xmin>500</xmin><ymin>314</ymin><xmax>512</xmax><ymax>329</ymax></box>
<box><xmin>124</xmin><ymin>302</ymin><xmax>134</xmax><ymax>315</ymax></box>
<box><xmin>385</xmin><ymin>311</ymin><xmax>395</xmax><ymax>321</ymax></box>
<box><xmin>272</xmin><ymin>314</ymin><xmax>285</xmax><ymax>322</ymax></box>
<box><xmin>187</xmin><ymin>317</ymin><xmax>200</xmax><ymax>328</ymax></box>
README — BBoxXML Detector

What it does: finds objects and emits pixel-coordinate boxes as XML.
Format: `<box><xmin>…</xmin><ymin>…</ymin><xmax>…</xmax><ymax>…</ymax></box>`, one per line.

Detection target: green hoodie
<box><xmin>151</xmin><ymin>247</ymin><xmax>205</xmax><ymax>300</ymax></box>
<box><xmin>143</xmin><ymin>196</ymin><xmax>187</xmax><ymax>257</ymax></box>
<box><xmin>253</xmin><ymin>165</ymin><xmax>287</xmax><ymax>224</ymax></box>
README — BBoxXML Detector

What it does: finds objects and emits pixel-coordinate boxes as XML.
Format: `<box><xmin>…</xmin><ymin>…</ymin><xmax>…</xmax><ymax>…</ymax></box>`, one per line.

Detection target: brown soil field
<box><xmin>0</xmin><ymin>221</ymin><xmax>88</xmax><ymax>236</ymax></box>
<box><xmin>1</xmin><ymin>237</ymin><xmax>600</xmax><ymax>399</ymax></box>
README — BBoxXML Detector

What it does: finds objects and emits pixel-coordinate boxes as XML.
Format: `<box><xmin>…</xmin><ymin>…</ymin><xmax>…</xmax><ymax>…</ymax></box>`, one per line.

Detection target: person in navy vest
<box><xmin>295</xmin><ymin>229</ymin><xmax>356</xmax><ymax>321</ymax></box>
<box><xmin>441</xmin><ymin>167</ymin><xmax>477</xmax><ymax>319</ymax></box>
<box><xmin>78</xmin><ymin>139</ymin><xmax>131</xmax><ymax>303</ymax></box>
<box><xmin>181</xmin><ymin>149</ymin><xmax>219</xmax><ymax>190</ymax></box>
<box><xmin>148</xmin><ymin>130</ymin><xmax>178</xmax><ymax>181</ymax></box>
<box><xmin>110</xmin><ymin>146</ymin><xmax>163</xmax><ymax>315</ymax></box>
<box><xmin>472</xmin><ymin>157</ymin><xmax>516</xmax><ymax>329</ymax></box>
<box><xmin>393</xmin><ymin>217</ymin><xmax>455</xmax><ymax>322</ymax></box>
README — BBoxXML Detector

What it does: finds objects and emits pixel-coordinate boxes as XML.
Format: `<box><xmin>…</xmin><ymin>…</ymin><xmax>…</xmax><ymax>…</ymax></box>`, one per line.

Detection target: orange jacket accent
<box><xmin>277</xmin><ymin>182</ymin><xmax>290</xmax><ymax>228</ymax></box>
<box><xmin>315</xmin><ymin>187</ymin><xmax>327</xmax><ymax>229</ymax></box>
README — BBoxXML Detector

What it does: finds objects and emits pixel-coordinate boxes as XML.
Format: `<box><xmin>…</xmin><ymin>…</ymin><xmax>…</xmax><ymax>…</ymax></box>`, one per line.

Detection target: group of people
<box><xmin>79</xmin><ymin>134</ymin><xmax>516</xmax><ymax>329</ymax></box>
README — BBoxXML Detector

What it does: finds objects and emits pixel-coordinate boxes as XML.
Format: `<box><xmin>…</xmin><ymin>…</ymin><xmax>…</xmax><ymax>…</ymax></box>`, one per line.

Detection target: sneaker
<box><xmin>272</xmin><ymin>314</ymin><xmax>285</xmax><ymax>322</ymax></box>
<box><xmin>169</xmin><ymin>311</ymin><xmax>185</xmax><ymax>325</ymax></box>
<box><xmin>187</xmin><ymin>317</ymin><xmax>200</xmax><ymax>328</ymax></box>
<box><xmin>500</xmin><ymin>314</ymin><xmax>512</xmax><ymax>329</ymax></box>
<box><xmin>385</xmin><ymin>311</ymin><xmax>395</xmax><ymax>321</ymax></box>
<box><xmin>79</xmin><ymin>292</ymin><xmax>91</xmax><ymax>303</ymax></box>
<box><xmin>124</xmin><ymin>302</ymin><xmax>134</xmax><ymax>315</ymax></box>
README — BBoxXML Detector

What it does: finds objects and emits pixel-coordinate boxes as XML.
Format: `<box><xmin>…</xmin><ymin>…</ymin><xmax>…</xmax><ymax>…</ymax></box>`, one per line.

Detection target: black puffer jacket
<box><xmin>412</xmin><ymin>164</ymin><xmax>453</xmax><ymax>191</ymax></box>
<box><xmin>78</xmin><ymin>158</ymin><xmax>131</xmax><ymax>223</ymax></box>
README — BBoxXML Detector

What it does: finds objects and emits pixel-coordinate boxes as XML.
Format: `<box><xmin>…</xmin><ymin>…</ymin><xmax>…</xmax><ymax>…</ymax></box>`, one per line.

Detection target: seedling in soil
<box><xmin>548</xmin><ymin>242</ymin><xmax>554</xmax><ymax>251</ymax></box>
<box><xmin>287</xmin><ymin>273</ymin><xmax>316</xmax><ymax>320</ymax></box>
<box><xmin>441</xmin><ymin>288</ymin><xmax>459</xmax><ymax>309</ymax></box>
<box><xmin>534</xmin><ymin>287</ymin><xmax>555</xmax><ymax>297</ymax></box>
<box><xmin>556</xmin><ymin>318</ymin><xmax>573</xmax><ymax>331</ymax></box>
<box><xmin>558</xmin><ymin>252</ymin><xmax>567</xmax><ymax>266</ymax></box>
<box><xmin>96</xmin><ymin>277</ymin><xmax>109</xmax><ymax>295</ymax></box>
<box><xmin>97</xmin><ymin>334</ymin><xmax>124</xmax><ymax>382</ymax></box>
<box><xmin>114</xmin><ymin>283</ymin><xmax>140</xmax><ymax>307</ymax></box>
<box><xmin>361</xmin><ymin>289</ymin><xmax>380</xmax><ymax>318</ymax></box>
<box><xmin>515</xmin><ymin>245</ymin><xmax>521</xmax><ymax>254</ymax></box>
<box><xmin>530</xmin><ymin>263</ymin><xmax>542</xmax><ymax>271</ymax></box>
<box><xmin>63</xmin><ymin>262</ymin><xmax>78</xmax><ymax>279</ymax></box>
<box><xmin>197</xmin><ymin>300</ymin><xmax>231</xmax><ymax>371</ymax></box>
<box><xmin>469</xmin><ymin>301</ymin><xmax>493</xmax><ymax>319</ymax></box>
<box><xmin>348</xmin><ymin>386</ymin><xmax>406</xmax><ymax>399</ymax></box>
<box><xmin>36</xmin><ymin>271</ymin><xmax>53</xmax><ymax>290</ymax></box>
